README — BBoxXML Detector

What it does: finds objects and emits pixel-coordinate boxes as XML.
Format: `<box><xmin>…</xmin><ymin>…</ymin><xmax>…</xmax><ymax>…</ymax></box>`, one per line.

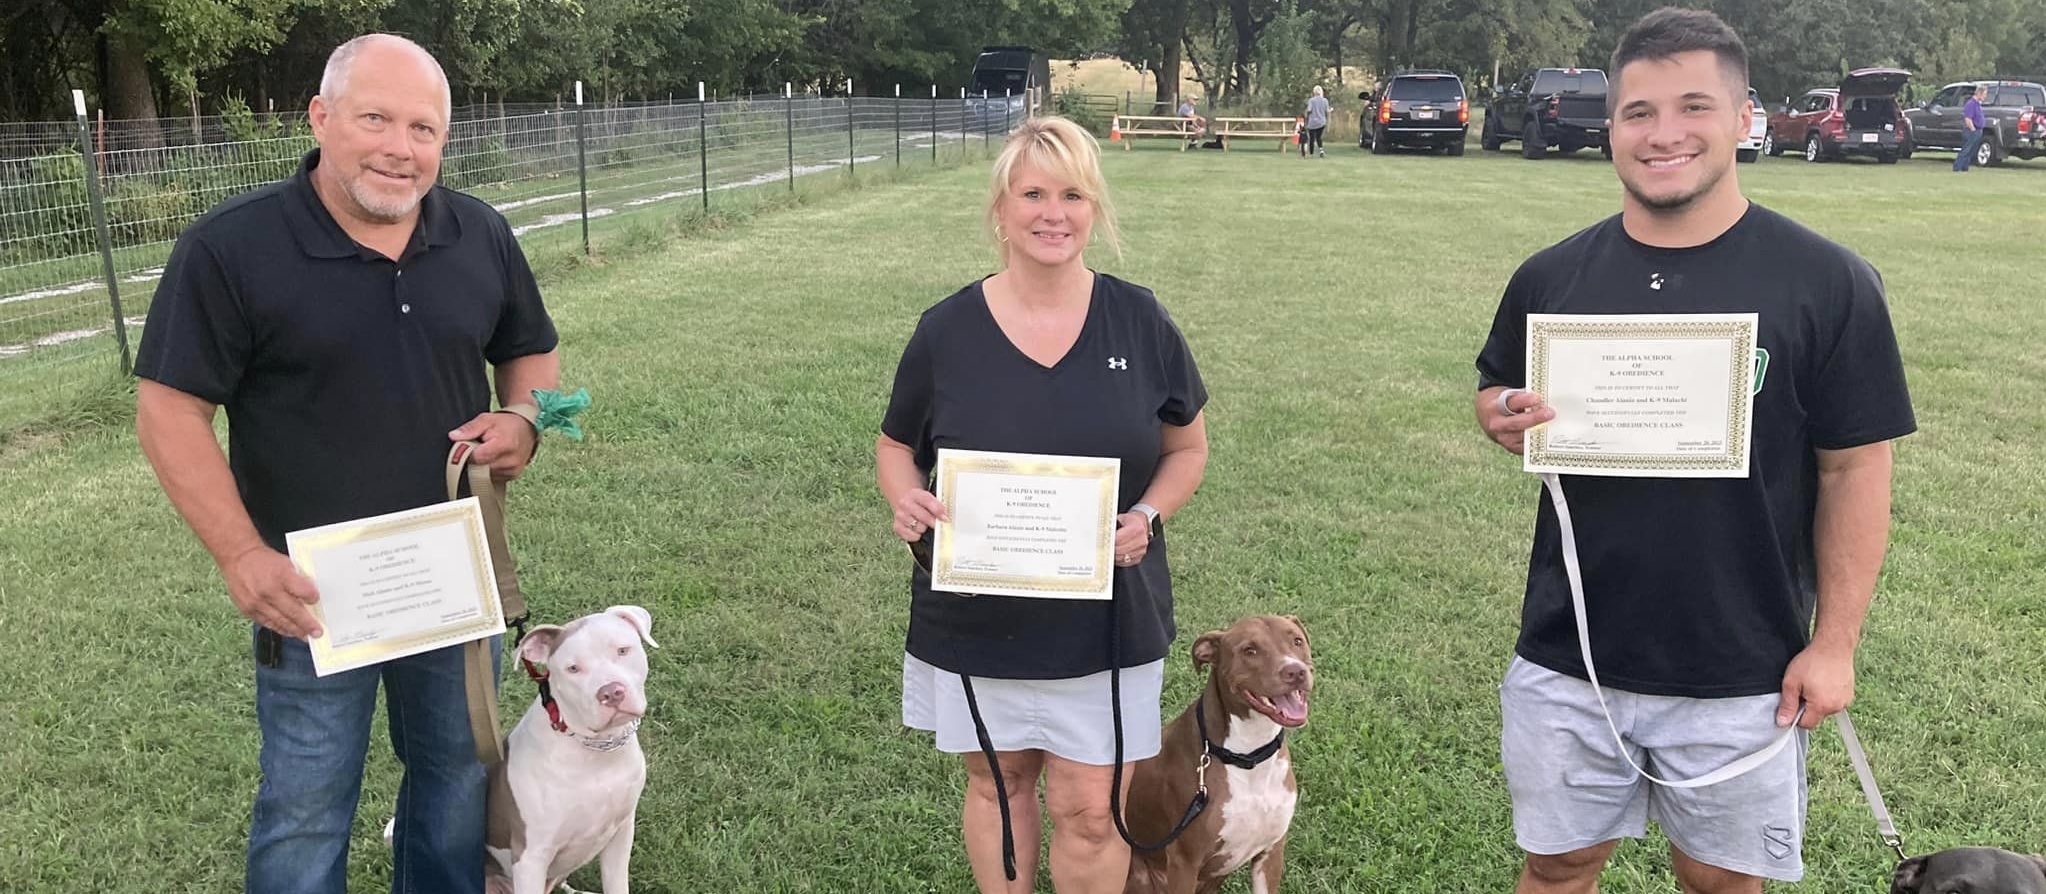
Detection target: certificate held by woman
<box><xmin>931</xmin><ymin>447</ymin><xmax>1120</xmax><ymax>600</ymax></box>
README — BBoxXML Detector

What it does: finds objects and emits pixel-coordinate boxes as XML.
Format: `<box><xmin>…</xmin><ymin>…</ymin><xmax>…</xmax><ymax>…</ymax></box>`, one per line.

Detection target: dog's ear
<box><xmin>1191</xmin><ymin>630</ymin><xmax>1225</xmax><ymax>672</ymax></box>
<box><xmin>518</xmin><ymin>625</ymin><xmax>567</xmax><ymax>665</ymax></box>
<box><xmin>1889</xmin><ymin>855</ymin><xmax>1928</xmax><ymax>894</ymax></box>
<box><xmin>1280</xmin><ymin>614</ymin><xmax>1309</xmax><ymax>648</ymax></box>
<box><xmin>606</xmin><ymin>605</ymin><xmax>658</xmax><ymax>648</ymax></box>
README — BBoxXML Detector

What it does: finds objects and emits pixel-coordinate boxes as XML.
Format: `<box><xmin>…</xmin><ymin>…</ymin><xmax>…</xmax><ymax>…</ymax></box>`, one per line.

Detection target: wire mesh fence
<box><xmin>0</xmin><ymin>89</ymin><xmax>1032</xmax><ymax>429</ymax></box>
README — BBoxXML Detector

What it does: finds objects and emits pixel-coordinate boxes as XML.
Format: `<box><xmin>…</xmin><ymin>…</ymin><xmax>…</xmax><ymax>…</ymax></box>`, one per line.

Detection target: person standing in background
<box><xmin>1954</xmin><ymin>83</ymin><xmax>1988</xmax><ymax>172</ymax></box>
<box><xmin>1303</xmin><ymin>86</ymin><xmax>1331</xmax><ymax>157</ymax></box>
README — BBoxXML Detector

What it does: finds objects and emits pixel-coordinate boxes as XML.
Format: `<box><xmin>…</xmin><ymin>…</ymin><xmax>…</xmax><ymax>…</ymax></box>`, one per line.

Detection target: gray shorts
<box><xmin>1500</xmin><ymin>656</ymin><xmax>1809</xmax><ymax>881</ymax></box>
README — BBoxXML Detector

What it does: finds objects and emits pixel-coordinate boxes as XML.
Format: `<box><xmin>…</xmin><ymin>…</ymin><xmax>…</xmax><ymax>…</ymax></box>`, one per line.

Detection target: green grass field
<box><xmin>2</xmin><ymin>136</ymin><xmax>2043</xmax><ymax>892</ymax></box>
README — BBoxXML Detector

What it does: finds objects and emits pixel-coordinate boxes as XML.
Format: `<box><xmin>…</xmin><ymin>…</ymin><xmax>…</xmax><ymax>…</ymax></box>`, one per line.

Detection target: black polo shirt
<box><xmin>135</xmin><ymin>150</ymin><xmax>558</xmax><ymax>550</ymax></box>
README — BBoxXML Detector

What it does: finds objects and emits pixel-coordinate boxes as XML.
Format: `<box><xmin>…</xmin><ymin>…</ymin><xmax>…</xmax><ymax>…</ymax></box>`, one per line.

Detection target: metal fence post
<box><xmin>931</xmin><ymin>85</ymin><xmax>938</xmax><ymax>165</ymax></box>
<box><xmin>785</xmin><ymin>82</ymin><xmax>795</xmax><ymax>193</ymax></box>
<box><xmin>960</xmin><ymin>88</ymin><xmax>967</xmax><ymax>162</ymax></box>
<box><xmin>71</xmin><ymin>89</ymin><xmax>130</xmax><ymax>374</ymax></box>
<box><xmin>1004</xmin><ymin>88</ymin><xmax>1011</xmax><ymax>137</ymax></box>
<box><xmin>574</xmin><ymin>81</ymin><xmax>590</xmax><ymax>256</ymax></box>
<box><xmin>698</xmin><ymin>82</ymin><xmax>708</xmax><ymax>213</ymax></box>
<box><xmin>847</xmin><ymin>78</ymin><xmax>855</xmax><ymax>179</ymax></box>
<box><xmin>894</xmin><ymin>84</ymin><xmax>902</xmax><ymax>168</ymax></box>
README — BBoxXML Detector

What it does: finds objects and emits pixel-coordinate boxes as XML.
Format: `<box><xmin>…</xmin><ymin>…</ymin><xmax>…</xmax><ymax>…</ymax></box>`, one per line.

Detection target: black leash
<box><xmin>930</xmin><ymin>525</ymin><xmax>1257</xmax><ymax>881</ymax></box>
<box><xmin>958</xmin><ymin>590</ymin><xmax>1242</xmax><ymax>882</ymax></box>
<box><xmin>1106</xmin><ymin>600</ymin><xmax>1211</xmax><ymax>855</ymax></box>
<box><xmin>958</xmin><ymin>674</ymin><xmax>1022</xmax><ymax>881</ymax></box>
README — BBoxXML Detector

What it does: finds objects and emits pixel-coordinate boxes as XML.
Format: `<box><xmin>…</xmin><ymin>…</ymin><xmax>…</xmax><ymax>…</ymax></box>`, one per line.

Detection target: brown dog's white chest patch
<box><xmin>1211</xmin><ymin>714</ymin><xmax>1297</xmax><ymax>874</ymax></box>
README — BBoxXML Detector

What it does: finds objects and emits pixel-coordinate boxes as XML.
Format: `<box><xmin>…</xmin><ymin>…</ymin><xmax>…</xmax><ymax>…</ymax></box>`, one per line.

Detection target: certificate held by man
<box><xmin>1524</xmin><ymin>312</ymin><xmax>1759</xmax><ymax>478</ymax></box>
<box><xmin>931</xmin><ymin>448</ymin><xmax>1121</xmax><ymax>600</ymax></box>
<box><xmin>286</xmin><ymin>497</ymin><xmax>507</xmax><ymax>676</ymax></box>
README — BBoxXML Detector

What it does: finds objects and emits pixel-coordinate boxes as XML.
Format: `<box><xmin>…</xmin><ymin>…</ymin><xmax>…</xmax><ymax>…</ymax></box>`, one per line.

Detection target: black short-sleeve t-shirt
<box><xmin>134</xmin><ymin>150</ymin><xmax>558</xmax><ymax>550</ymax></box>
<box><xmin>1475</xmin><ymin>204</ymin><xmax>1914</xmax><ymax>697</ymax></box>
<box><xmin>883</xmin><ymin>272</ymin><xmax>1208</xmax><ymax>679</ymax></box>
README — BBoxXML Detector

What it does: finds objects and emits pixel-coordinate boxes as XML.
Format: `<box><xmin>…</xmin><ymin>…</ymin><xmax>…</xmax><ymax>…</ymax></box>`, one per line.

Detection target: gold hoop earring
<box><xmin>996</xmin><ymin>227</ymin><xmax>1008</xmax><ymax>243</ymax></box>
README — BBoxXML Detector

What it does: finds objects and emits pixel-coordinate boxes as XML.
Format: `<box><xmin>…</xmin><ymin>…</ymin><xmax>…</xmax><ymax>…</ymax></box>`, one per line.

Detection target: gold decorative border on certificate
<box><xmin>932</xmin><ymin>453</ymin><xmax>1119</xmax><ymax>597</ymax></box>
<box><xmin>294</xmin><ymin>499</ymin><xmax>504</xmax><ymax>672</ymax></box>
<box><xmin>1526</xmin><ymin>317</ymin><xmax>1756</xmax><ymax>474</ymax></box>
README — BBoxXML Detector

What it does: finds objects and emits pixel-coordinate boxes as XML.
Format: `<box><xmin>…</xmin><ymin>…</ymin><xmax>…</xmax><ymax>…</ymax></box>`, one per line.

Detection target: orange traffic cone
<box><xmin>1293</xmin><ymin>118</ymin><xmax>1304</xmax><ymax>145</ymax></box>
<box><xmin>1110</xmin><ymin>120</ymin><xmax>1122</xmax><ymax>142</ymax></box>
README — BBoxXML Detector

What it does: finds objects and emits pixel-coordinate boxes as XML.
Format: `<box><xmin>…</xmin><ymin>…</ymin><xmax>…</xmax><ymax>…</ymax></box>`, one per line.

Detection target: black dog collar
<box><xmin>1195</xmin><ymin>693</ymin><xmax>1287</xmax><ymax>770</ymax></box>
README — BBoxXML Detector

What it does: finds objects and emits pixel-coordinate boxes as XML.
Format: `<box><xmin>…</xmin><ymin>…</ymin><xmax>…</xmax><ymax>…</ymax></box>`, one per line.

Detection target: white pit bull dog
<box><xmin>486</xmin><ymin>605</ymin><xmax>658</xmax><ymax>894</ymax></box>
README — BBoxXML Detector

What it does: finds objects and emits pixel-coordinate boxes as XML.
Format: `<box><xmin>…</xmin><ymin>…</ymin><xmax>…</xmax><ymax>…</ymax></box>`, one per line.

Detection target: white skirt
<box><xmin>902</xmin><ymin>652</ymin><xmax>1165</xmax><ymax>765</ymax></box>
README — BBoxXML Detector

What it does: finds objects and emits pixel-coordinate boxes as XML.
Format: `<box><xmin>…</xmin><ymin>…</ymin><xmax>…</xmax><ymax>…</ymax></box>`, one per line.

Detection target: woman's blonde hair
<box><xmin>985</xmin><ymin>115</ymin><xmax>1122</xmax><ymax>262</ymax></box>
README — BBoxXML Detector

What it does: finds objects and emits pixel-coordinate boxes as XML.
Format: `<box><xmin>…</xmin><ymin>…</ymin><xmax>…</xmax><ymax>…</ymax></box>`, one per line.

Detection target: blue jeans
<box><xmin>247</xmin><ymin>629</ymin><xmax>498</xmax><ymax>894</ymax></box>
<box><xmin>1955</xmin><ymin>129</ymin><xmax>1984</xmax><ymax>170</ymax></box>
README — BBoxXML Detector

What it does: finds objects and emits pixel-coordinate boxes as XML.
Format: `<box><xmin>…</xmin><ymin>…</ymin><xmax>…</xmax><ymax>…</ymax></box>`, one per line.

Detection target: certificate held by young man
<box><xmin>1524</xmin><ymin>312</ymin><xmax>1760</xmax><ymax>479</ymax></box>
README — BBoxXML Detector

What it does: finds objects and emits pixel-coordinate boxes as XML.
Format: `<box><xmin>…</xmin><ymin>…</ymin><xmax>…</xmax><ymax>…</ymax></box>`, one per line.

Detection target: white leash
<box><xmin>1541</xmin><ymin>471</ymin><xmax>1800</xmax><ymax>788</ymax></box>
<box><xmin>1543</xmin><ymin>470</ymin><xmax>1907</xmax><ymax>860</ymax></box>
<box><xmin>1836</xmin><ymin>711</ymin><xmax>1909</xmax><ymax>861</ymax></box>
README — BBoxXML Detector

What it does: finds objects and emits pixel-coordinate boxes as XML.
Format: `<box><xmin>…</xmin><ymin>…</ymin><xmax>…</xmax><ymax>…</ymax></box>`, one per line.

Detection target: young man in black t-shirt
<box><xmin>1473</xmin><ymin>10</ymin><xmax>1913</xmax><ymax>893</ymax></box>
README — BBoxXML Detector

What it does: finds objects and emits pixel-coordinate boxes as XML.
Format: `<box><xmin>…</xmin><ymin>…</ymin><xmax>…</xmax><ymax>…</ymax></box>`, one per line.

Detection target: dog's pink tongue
<box><xmin>1274</xmin><ymin>691</ymin><xmax>1308</xmax><ymax>726</ymax></box>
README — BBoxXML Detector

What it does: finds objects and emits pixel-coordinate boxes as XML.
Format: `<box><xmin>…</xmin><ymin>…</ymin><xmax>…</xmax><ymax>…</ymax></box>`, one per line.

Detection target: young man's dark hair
<box><xmin>1608</xmin><ymin>6</ymin><xmax>1750</xmax><ymax>107</ymax></box>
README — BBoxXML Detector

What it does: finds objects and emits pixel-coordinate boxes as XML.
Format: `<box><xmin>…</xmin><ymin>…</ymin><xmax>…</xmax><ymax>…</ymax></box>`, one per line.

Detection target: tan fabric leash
<box><xmin>447</xmin><ymin>440</ymin><xmax>529</xmax><ymax>766</ymax></box>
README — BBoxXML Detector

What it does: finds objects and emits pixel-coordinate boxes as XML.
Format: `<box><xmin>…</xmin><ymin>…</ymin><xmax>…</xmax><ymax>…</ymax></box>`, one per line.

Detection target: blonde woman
<box><xmin>875</xmin><ymin>115</ymin><xmax>1210</xmax><ymax>894</ymax></box>
<box><xmin>1303</xmin><ymin>85</ymin><xmax>1331</xmax><ymax>157</ymax></box>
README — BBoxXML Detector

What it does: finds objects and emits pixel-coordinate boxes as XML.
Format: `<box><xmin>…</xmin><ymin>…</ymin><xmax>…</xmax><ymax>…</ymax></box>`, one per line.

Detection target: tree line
<box><xmin>6</xmin><ymin>0</ymin><xmax>2044</xmax><ymax>124</ymax></box>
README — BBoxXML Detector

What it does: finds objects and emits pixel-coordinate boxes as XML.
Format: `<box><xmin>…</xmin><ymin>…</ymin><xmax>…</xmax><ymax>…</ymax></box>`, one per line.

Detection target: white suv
<box><xmin>1738</xmin><ymin>87</ymin><xmax>1766</xmax><ymax>162</ymax></box>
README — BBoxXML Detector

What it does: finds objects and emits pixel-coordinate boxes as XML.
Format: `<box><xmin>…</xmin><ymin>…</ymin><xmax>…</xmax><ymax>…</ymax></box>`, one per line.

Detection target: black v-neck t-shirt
<box><xmin>883</xmin><ymin>273</ymin><xmax>1208</xmax><ymax>679</ymax></box>
<box><xmin>1476</xmin><ymin>204</ymin><xmax>1914</xmax><ymax>697</ymax></box>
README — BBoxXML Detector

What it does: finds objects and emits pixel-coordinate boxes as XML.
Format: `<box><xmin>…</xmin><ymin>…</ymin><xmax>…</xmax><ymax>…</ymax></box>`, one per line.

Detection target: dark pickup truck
<box><xmin>1905</xmin><ymin>79</ymin><xmax>2046</xmax><ymax>167</ymax></box>
<box><xmin>1484</xmin><ymin>67</ymin><xmax>1611</xmax><ymax>159</ymax></box>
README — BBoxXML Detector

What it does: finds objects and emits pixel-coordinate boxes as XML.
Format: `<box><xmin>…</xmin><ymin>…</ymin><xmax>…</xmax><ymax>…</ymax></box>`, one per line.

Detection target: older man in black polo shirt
<box><xmin>133</xmin><ymin>34</ymin><xmax>558</xmax><ymax>894</ymax></box>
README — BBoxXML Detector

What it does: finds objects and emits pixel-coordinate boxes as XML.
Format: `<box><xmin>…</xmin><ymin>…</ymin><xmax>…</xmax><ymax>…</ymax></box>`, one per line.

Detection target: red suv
<box><xmin>1767</xmin><ymin>68</ymin><xmax>1912</xmax><ymax>163</ymax></box>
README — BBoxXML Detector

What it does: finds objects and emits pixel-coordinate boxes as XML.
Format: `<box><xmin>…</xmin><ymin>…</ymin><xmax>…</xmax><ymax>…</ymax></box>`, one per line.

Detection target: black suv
<box><xmin>1359</xmin><ymin>70</ymin><xmax>1470</xmax><ymax>155</ymax></box>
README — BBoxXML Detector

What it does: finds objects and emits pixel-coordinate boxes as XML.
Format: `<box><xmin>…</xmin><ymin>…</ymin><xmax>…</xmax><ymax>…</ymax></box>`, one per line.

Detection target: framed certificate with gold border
<box><xmin>286</xmin><ymin>497</ymin><xmax>506</xmax><ymax>676</ymax></box>
<box><xmin>1524</xmin><ymin>313</ymin><xmax>1759</xmax><ymax>478</ymax></box>
<box><xmin>931</xmin><ymin>448</ymin><xmax>1121</xmax><ymax>600</ymax></box>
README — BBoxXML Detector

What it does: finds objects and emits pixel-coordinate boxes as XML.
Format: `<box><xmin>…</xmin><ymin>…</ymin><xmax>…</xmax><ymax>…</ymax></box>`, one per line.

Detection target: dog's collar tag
<box><xmin>574</xmin><ymin>720</ymin><xmax>641</xmax><ymax>753</ymax></box>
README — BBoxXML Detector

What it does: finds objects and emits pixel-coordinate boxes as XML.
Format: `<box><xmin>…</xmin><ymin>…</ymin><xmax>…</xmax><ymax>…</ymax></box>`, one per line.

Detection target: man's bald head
<box><xmin>320</xmin><ymin>34</ymin><xmax>451</xmax><ymax>122</ymax></box>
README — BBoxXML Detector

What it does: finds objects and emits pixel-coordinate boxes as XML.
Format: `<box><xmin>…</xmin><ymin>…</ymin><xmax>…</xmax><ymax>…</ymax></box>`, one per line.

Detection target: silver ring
<box><xmin>1497</xmin><ymin>387</ymin><xmax>1529</xmax><ymax>417</ymax></box>
<box><xmin>909</xmin><ymin>520</ymin><xmax>921</xmax><ymax>530</ymax></box>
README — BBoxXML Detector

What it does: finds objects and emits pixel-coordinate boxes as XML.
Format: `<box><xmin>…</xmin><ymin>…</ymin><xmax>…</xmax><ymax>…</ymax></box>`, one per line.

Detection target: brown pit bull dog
<box><xmin>1124</xmin><ymin>615</ymin><xmax>1313</xmax><ymax>894</ymax></box>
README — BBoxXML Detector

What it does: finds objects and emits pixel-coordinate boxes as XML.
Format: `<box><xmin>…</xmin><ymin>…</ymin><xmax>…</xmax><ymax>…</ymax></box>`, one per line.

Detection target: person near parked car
<box><xmin>1955</xmin><ymin>84</ymin><xmax>1988</xmax><ymax>171</ymax></box>
<box><xmin>1303</xmin><ymin>85</ymin><xmax>1331</xmax><ymax>157</ymax></box>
